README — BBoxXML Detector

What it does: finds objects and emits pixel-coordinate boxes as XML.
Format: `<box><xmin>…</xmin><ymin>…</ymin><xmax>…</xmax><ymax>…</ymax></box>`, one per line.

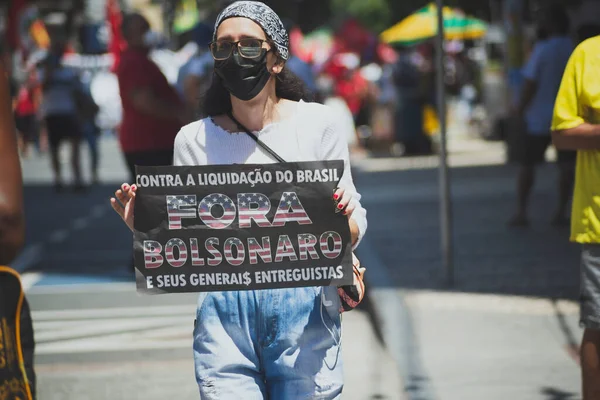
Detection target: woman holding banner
<box><xmin>111</xmin><ymin>1</ymin><xmax>367</xmax><ymax>398</ymax></box>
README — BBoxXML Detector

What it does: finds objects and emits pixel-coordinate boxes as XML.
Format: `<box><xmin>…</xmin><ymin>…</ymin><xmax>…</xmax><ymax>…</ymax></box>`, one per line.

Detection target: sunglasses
<box><xmin>209</xmin><ymin>38</ymin><xmax>269</xmax><ymax>61</ymax></box>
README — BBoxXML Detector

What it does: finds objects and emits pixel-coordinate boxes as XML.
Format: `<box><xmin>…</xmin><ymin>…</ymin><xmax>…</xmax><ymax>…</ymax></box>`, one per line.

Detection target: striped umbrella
<box><xmin>380</xmin><ymin>3</ymin><xmax>487</xmax><ymax>46</ymax></box>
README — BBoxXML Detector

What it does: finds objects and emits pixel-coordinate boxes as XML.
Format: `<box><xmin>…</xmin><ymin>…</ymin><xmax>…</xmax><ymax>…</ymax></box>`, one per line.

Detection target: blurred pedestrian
<box><xmin>552</xmin><ymin>26</ymin><xmax>600</xmax><ymax>400</ymax></box>
<box><xmin>285</xmin><ymin>54</ymin><xmax>317</xmax><ymax>94</ymax></box>
<box><xmin>0</xmin><ymin>56</ymin><xmax>36</xmax><ymax>400</ymax></box>
<box><xmin>282</xmin><ymin>21</ymin><xmax>318</xmax><ymax>97</ymax></box>
<box><xmin>79</xmin><ymin>71</ymin><xmax>101</xmax><ymax>185</ymax></box>
<box><xmin>38</xmin><ymin>32</ymin><xmax>86</xmax><ymax>192</ymax></box>
<box><xmin>176</xmin><ymin>48</ymin><xmax>213</xmax><ymax>119</ymax></box>
<box><xmin>391</xmin><ymin>44</ymin><xmax>434</xmax><ymax>155</ymax></box>
<box><xmin>318</xmin><ymin>74</ymin><xmax>359</xmax><ymax>150</ymax></box>
<box><xmin>325</xmin><ymin>53</ymin><xmax>370</xmax><ymax>137</ymax></box>
<box><xmin>508</xmin><ymin>4</ymin><xmax>574</xmax><ymax>227</ymax></box>
<box><xmin>14</xmin><ymin>69</ymin><xmax>42</xmax><ymax>158</ymax></box>
<box><xmin>111</xmin><ymin>2</ymin><xmax>367</xmax><ymax>397</ymax></box>
<box><xmin>117</xmin><ymin>13</ymin><xmax>189</xmax><ymax>183</ymax></box>
<box><xmin>454</xmin><ymin>46</ymin><xmax>481</xmax><ymax>125</ymax></box>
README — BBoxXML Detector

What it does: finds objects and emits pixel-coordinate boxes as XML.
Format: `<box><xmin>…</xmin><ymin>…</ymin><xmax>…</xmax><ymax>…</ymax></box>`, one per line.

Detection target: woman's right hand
<box><xmin>110</xmin><ymin>183</ymin><xmax>136</xmax><ymax>232</ymax></box>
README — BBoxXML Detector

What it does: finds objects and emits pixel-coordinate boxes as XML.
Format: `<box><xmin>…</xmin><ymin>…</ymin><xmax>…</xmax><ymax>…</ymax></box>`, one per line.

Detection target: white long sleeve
<box><xmin>173</xmin><ymin>100</ymin><xmax>367</xmax><ymax>248</ymax></box>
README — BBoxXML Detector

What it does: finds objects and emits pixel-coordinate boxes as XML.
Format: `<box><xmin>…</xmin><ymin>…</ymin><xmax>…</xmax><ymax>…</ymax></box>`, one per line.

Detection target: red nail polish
<box><xmin>333</xmin><ymin>194</ymin><xmax>339</xmax><ymax>200</ymax></box>
<box><xmin>338</xmin><ymin>203</ymin><xmax>344</xmax><ymax>209</ymax></box>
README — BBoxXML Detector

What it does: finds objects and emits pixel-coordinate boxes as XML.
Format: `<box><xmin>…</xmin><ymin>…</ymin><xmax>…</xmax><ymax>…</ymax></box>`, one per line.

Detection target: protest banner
<box><xmin>133</xmin><ymin>160</ymin><xmax>353</xmax><ymax>294</ymax></box>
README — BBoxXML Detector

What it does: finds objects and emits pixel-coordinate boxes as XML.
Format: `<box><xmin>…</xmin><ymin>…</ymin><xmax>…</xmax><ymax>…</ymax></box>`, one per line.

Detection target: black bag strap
<box><xmin>227</xmin><ymin>110</ymin><xmax>286</xmax><ymax>163</ymax></box>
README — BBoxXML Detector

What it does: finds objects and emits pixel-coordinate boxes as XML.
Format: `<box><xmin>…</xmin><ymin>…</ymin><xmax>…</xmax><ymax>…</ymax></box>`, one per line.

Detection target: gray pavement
<box><xmin>29</xmin><ymin>284</ymin><xmax>403</xmax><ymax>400</ymax></box>
<box><xmin>352</xmin><ymin>144</ymin><xmax>583</xmax><ymax>400</ymax></box>
<box><xmin>16</xmin><ymin>135</ymin><xmax>404</xmax><ymax>400</ymax></box>
<box><xmin>352</xmin><ymin>156</ymin><xmax>580</xmax><ymax>299</ymax></box>
<box><xmin>16</xmin><ymin>119</ymin><xmax>584</xmax><ymax>399</ymax></box>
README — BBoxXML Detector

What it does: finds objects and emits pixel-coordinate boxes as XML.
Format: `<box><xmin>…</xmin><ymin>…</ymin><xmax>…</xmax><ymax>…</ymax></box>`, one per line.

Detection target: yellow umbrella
<box><xmin>380</xmin><ymin>3</ymin><xmax>487</xmax><ymax>46</ymax></box>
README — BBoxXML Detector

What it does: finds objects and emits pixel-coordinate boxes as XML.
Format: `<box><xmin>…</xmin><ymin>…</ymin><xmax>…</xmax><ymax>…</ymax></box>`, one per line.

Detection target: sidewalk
<box><xmin>353</xmin><ymin>141</ymin><xmax>583</xmax><ymax>400</ymax></box>
<box><xmin>33</xmin><ymin>304</ymin><xmax>404</xmax><ymax>400</ymax></box>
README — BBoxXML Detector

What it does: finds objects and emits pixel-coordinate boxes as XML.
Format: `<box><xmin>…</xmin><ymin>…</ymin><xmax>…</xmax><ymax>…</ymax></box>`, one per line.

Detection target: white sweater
<box><xmin>173</xmin><ymin>100</ymin><xmax>367</xmax><ymax>247</ymax></box>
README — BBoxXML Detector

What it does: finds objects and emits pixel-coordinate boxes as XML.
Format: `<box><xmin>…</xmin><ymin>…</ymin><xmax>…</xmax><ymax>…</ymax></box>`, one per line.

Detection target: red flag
<box><xmin>106</xmin><ymin>0</ymin><xmax>125</xmax><ymax>72</ymax></box>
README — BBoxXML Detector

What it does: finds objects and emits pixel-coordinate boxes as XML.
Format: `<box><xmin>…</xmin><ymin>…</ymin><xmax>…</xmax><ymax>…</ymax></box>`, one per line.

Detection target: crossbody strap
<box><xmin>227</xmin><ymin>111</ymin><xmax>287</xmax><ymax>163</ymax></box>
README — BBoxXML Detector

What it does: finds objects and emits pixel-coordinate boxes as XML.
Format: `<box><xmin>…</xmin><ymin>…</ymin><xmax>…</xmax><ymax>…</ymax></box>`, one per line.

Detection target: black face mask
<box><xmin>214</xmin><ymin>49</ymin><xmax>272</xmax><ymax>101</ymax></box>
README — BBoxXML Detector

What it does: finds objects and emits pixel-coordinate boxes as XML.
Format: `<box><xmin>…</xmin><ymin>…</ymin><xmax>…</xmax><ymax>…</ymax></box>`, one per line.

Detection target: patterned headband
<box><xmin>213</xmin><ymin>1</ymin><xmax>289</xmax><ymax>60</ymax></box>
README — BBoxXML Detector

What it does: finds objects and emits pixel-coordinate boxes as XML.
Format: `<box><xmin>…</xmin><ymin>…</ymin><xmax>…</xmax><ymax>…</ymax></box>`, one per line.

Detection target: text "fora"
<box><xmin>167</xmin><ymin>191</ymin><xmax>313</xmax><ymax>230</ymax></box>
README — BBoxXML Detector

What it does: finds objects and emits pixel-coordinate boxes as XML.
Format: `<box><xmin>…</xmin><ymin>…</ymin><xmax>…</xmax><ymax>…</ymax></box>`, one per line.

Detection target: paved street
<box><xmin>352</xmin><ymin>144</ymin><xmax>583</xmax><ymax>400</ymax></box>
<box><xmin>13</xmin><ymin>125</ymin><xmax>584</xmax><ymax>400</ymax></box>
<box><xmin>15</xmin><ymin>136</ymin><xmax>404</xmax><ymax>400</ymax></box>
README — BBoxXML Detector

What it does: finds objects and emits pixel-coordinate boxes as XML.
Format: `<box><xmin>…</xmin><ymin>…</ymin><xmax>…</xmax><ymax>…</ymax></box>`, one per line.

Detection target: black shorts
<box><xmin>44</xmin><ymin>114</ymin><xmax>81</xmax><ymax>148</ymax></box>
<box><xmin>513</xmin><ymin>133</ymin><xmax>577</xmax><ymax>166</ymax></box>
<box><xmin>557</xmin><ymin>148</ymin><xmax>577</xmax><ymax>164</ymax></box>
<box><xmin>14</xmin><ymin>114</ymin><xmax>38</xmax><ymax>142</ymax></box>
<box><xmin>522</xmin><ymin>134</ymin><xmax>551</xmax><ymax>165</ymax></box>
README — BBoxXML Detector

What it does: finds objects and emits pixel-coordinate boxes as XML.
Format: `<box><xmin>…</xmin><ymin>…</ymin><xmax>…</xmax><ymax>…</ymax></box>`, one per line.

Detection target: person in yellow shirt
<box><xmin>552</xmin><ymin>34</ymin><xmax>600</xmax><ymax>399</ymax></box>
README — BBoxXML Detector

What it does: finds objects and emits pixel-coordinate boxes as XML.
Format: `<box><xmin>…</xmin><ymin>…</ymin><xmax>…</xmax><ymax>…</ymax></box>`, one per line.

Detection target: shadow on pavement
<box><xmin>20</xmin><ymin>183</ymin><xmax>134</xmax><ymax>282</ymax></box>
<box><xmin>541</xmin><ymin>387</ymin><xmax>578</xmax><ymax>400</ymax></box>
<box><xmin>354</xmin><ymin>163</ymin><xmax>581</xmax><ymax>301</ymax></box>
<box><xmin>552</xmin><ymin>299</ymin><xmax>582</xmax><ymax>364</ymax></box>
<box><xmin>356</xmin><ymin>292</ymin><xmax>386</xmax><ymax>344</ymax></box>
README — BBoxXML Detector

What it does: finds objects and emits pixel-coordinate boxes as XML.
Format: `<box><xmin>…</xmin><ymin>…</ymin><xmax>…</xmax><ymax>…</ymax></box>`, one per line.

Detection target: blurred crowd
<box><xmin>4</xmin><ymin>2</ymin><xmax>488</xmax><ymax>192</ymax></box>
<box><xmin>496</xmin><ymin>4</ymin><xmax>600</xmax><ymax>228</ymax></box>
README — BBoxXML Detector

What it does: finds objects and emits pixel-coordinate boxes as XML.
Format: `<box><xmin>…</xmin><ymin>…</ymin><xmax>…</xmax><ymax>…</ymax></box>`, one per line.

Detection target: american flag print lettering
<box><xmin>320</xmin><ymin>231</ymin><xmax>343</xmax><ymax>259</ymax></box>
<box><xmin>274</xmin><ymin>234</ymin><xmax>298</xmax><ymax>263</ymax></box>
<box><xmin>223</xmin><ymin>238</ymin><xmax>245</xmax><ymax>266</ymax></box>
<box><xmin>198</xmin><ymin>194</ymin><xmax>236</xmax><ymax>229</ymax></box>
<box><xmin>166</xmin><ymin>195</ymin><xmax>197</xmax><ymax>230</ymax></box>
<box><xmin>297</xmin><ymin>233</ymin><xmax>319</xmax><ymax>260</ymax></box>
<box><xmin>165</xmin><ymin>238</ymin><xmax>188</xmax><ymax>267</ymax></box>
<box><xmin>248</xmin><ymin>237</ymin><xmax>272</xmax><ymax>264</ymax></box>
<box><xmin>189</xmin><ymin>238</ymin><xmax>205</xmax><ymax>266</ymax></box>
<box><xmin>144</xmin><ymin>240</ymin><xmax>164</xmax><ymax>269</ymax></box>
<box><xmin>271</xmin><ymin>192</ymin><xmax>312</xmax><ymax>227</ymax></box>
<box><xmin>237</xmin><ymin>193</ymin><xmax>272</xmax><ymax>228</ymax></box>
<box><xmin>205</xmin><ymin>237</ymin><xmax>222</xmax><ymax>266</ymax></box>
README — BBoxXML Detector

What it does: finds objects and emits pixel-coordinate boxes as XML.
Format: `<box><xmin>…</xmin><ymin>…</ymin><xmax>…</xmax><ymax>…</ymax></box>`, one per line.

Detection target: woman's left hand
<box><xmin>333</xmin><ymin>187</ymin><xmax>355</xmax><ymax>219</ymax></box>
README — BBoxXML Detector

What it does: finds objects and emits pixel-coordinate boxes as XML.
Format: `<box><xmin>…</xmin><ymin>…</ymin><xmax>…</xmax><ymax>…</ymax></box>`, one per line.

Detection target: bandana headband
<box><xmin>213</xmin><ymin>1</ymin><xmax>289</xmax><ymax>60</ymax></box>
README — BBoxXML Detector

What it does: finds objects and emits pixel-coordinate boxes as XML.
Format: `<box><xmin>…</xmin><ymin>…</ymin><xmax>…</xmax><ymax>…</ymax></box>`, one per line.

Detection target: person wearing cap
<box><xmin>111</xmin><ymin>2</ymin><xmax>367</xmax><ymax>398</ymax></box>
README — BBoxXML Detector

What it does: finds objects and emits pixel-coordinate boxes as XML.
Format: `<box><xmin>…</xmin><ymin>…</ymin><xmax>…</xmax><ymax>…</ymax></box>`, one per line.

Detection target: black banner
<box><xmin>133</xmin><ymin>161</ymin><xmax>353</xmax><ymax>294</ymax></box>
